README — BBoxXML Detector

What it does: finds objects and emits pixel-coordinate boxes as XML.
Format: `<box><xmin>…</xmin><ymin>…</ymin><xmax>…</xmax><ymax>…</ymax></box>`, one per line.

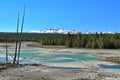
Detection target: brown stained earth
<box><xmin>105</xmin><ymin>57</ymin><xmax>120</xmax><ymax>64</ymax></box>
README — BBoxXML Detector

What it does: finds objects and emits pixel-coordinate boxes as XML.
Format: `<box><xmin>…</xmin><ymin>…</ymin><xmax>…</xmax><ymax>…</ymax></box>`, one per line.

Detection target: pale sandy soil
<box><xmin>0</xmin><ymin>42</ymin><xmax>120</xmax><ymax>80</ymax></box>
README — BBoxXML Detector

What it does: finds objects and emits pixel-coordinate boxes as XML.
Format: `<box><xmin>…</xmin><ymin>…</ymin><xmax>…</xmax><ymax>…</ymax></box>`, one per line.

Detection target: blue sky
<box><xmin>0</xmin><ymin>0</ymin><xmax>120</xmax><ymax>32</ymax></box>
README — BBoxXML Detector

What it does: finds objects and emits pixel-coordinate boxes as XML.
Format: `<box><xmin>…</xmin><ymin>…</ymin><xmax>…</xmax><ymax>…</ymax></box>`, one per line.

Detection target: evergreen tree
<box><xmin>66</xmin><ymin>33</ymin><xmax>73</xmax><ymax>47</ymax></box>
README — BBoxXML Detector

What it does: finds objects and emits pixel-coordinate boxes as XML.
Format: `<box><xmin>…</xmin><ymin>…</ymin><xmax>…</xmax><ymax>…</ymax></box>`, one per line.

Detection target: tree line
<box><xmin>0</xmin><ymin>32</ymin><xmax>119</xmax><ymax>49</ymax></box>
<box><xmin>66</xmin><ymin>33</ymin><xmax>120</xmax><ymax>49</ymax></box>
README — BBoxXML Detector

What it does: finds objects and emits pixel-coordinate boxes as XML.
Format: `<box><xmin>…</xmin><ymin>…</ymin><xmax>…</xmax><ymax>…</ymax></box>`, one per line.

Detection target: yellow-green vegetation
<box><xmin>105</xmin><ymin>57</ymin><xmax>120</xmax><ymax>64</ymax></box>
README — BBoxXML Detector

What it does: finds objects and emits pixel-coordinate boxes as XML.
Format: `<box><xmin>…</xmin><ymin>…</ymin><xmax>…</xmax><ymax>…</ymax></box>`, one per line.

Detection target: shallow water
<box><xmin>0</xmin><ymin>49</ymin><xmax>100</xmax><ymax>63</ymax></box>
<box><xmin>100</xmin><ymin>64</ymin><xmax>120</xmax><ymax>69</ymax></box>
<box><xmin>1</xmin><ymin>49</ymin><xmax>120</xmax><ymax>70</ymax></box>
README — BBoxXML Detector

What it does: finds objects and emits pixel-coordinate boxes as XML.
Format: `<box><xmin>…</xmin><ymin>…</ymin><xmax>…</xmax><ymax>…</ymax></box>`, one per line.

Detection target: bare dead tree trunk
<box><xmin>13</xmin><ymin>13</ymin><xmax>20</xmax><ymax>64</ymax></box>
<box><xmin>17</xmin><ymin>7</ymin><xmax>26</xmax><ymax>64</ymax></box>
<box><xmin>5</xmin><ymin>34</ymin><xmax>8</xmax><ymax>65</ymax></box>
